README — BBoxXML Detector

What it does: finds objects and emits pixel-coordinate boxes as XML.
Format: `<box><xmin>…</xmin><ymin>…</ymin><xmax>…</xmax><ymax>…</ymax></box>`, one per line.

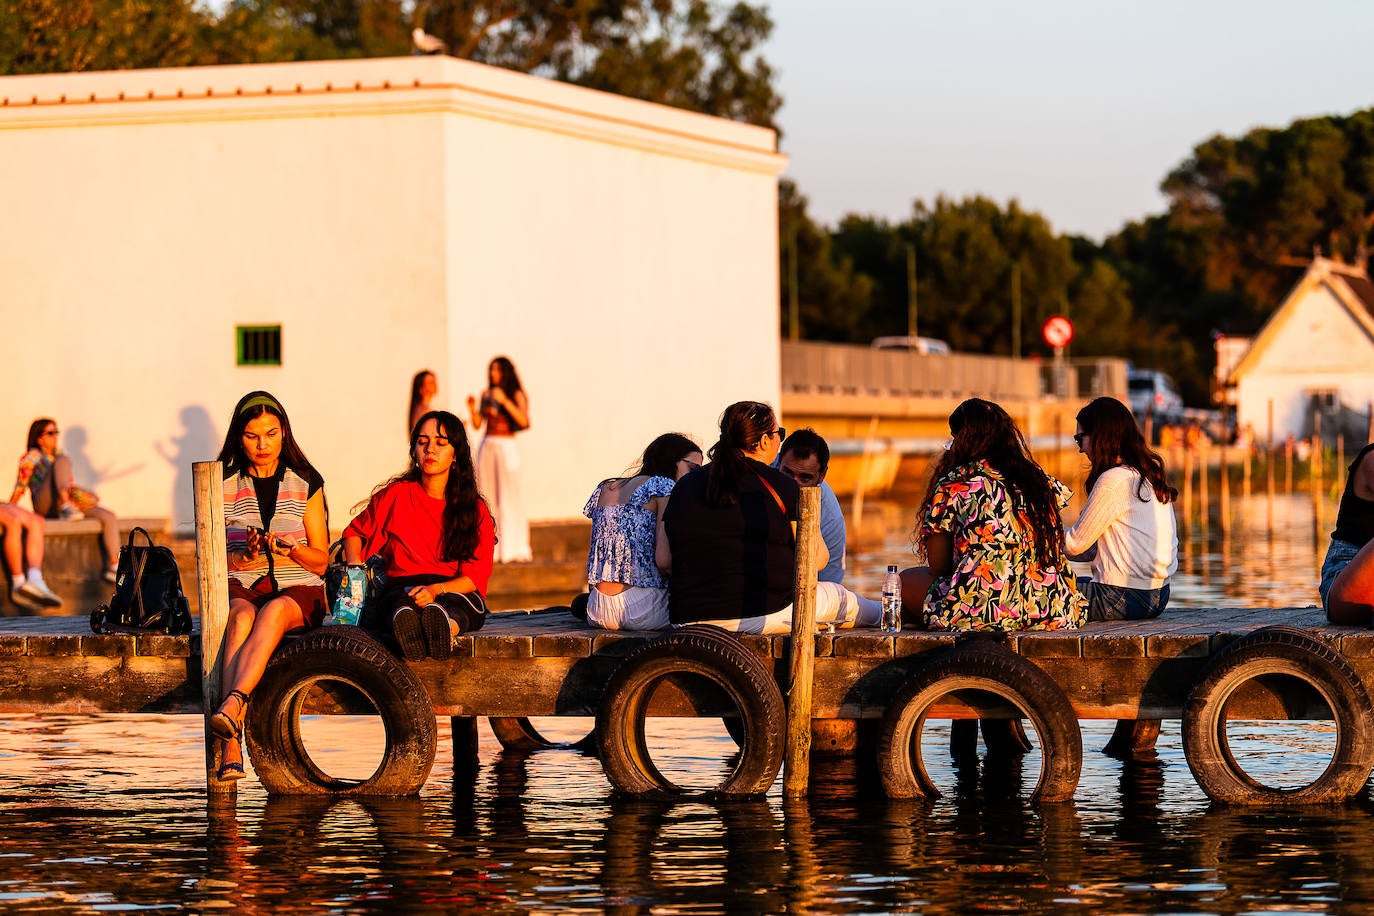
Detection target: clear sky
<box><xmin>768</xmin><ymin>0</ymin><xmax>1374</xmax><ymax>240</ymax></box>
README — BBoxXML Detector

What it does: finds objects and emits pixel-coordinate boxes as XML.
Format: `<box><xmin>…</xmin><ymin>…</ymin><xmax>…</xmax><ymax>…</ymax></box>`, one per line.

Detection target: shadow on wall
<box><xmin>153</xmin><ymin>405</ymin><xmax>217</xmax><ymax>532</ymax></box>
<box><xmin>64</xmin><ymin>426</ymin><xmax>144</xmax><ymax>491</ymax></box>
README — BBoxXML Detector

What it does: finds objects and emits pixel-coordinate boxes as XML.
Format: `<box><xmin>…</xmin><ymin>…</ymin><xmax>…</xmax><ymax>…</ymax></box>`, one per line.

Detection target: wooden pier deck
<box><xmin>0</xmin><ymin>605</ymin><xmax>1349</xmax><ymax>720</ymax></box>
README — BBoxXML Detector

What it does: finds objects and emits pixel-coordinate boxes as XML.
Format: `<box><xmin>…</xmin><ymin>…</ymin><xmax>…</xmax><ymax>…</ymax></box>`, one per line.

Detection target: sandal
<box><xmin>421</xmin><ymin>604</ymin><xmax>454</xmax><ymax>661</ymax></box>
<box><xmin>216</xmin><ymin>735</ymin><xmax>246</xmax><ymax>782</ymax></box>
<box><xmin>393</xmin><ymin>607</ymin><xmax>426</xmax><ymax>661</ymax></box>
<box><xmin>211</xmin><ymin>689</ymin><xmax>249</xmax><ymax>742</ymax></box>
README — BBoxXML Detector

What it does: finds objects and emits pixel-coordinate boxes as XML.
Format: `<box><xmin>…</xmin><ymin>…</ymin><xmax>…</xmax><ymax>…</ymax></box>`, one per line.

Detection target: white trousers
<box><xmin>476</xmin><ymin>435</ymin><xmax>531</xmax><ymax>562</ymax></box>
<box><xmin>587</xmin><ymin>585</ymin><xmax>670</xmax><ymax>631</ymax></box>
<box><xmin>691</xmin><ymin>582</ymin><xmax>882</xmax><ymax>635</ymax></box>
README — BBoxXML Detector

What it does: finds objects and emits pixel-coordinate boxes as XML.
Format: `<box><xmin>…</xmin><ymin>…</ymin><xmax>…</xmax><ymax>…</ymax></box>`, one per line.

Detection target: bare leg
<box><xmin>1328</xmin><ymin>540</ymin><xmax>1374</xmax><ymax>625</ymax></box>
<box><xmin>15</xmin><ymin>510</ymin><xmax>44</xmax><ymax>569</ymax></box>
<box><xmin>0</xmin><ymin>512</ymin><xmax>22</xmax><ymax>576</ymax></box>
<box><xmin>52</xmin><ymin>455</ymin><xmax>75</xmax><ymax>509</ymax></box>
<box><xmin>86</xmin><ymin>505</ymin><xmax>119</xmax><ymax>568</ymax></box>
<box><xmin>222</xmin><ymin>595</ymin><xmax>306</xmax><ymax>699</ymax></box>
<box><xmin>899</xmin><ymin>566</ymin><xmax>934</xmax><ymax>627</ymax></box>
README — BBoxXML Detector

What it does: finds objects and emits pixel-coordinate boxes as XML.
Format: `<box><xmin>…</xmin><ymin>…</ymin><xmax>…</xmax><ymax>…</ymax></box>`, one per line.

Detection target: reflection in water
<box><xmin>0</xmin><ymin>494</ymin><xmax>1368</xmax><ymax>911</ymax></box>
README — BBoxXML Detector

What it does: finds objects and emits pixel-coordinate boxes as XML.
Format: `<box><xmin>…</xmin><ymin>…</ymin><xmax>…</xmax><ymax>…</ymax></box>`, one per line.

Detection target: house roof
<box><xmin>1229</xmin><ymin>257</ymin><xmax>1374</xmax><ymax>380</ymax></box>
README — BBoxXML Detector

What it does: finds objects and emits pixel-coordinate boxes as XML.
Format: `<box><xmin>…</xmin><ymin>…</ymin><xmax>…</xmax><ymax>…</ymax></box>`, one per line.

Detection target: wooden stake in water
<box><xmin>1242</xmin><ymin>439</ymin><xmax>1252</xmax><ymax>501</ymax></box>
<box><xmin>1181</xmin><ymin>444</ymin><xmax>1194</xmax><ymax>526</ymax></box>
<box><xmin>194</xmin><ymin>460</ymin><xmax>234</xmax><ymax>799</ymax></box>
<box><xmin>785</xmin><ymin>486</ymin><xmax>821</xmax><ymax>798</ymax></box>
<box><xmin>1285</xmin><ymin>437</ymin><xmax>1294</xmax><ymax>495</ymax></box>
<box><xmin>1266</xmin><ymin>399</ymin><xmax>1275</xmax><ymax>531</ymax></box>
<box><xmin>1198</xmin><ymin>436</ymin><xmax>1209</xmax><ymax>529</ymax></box>
<box><xmin>1219</xmin><ymin>437</ymin><xmax>1230</xmax><ymax>533</ymax></box>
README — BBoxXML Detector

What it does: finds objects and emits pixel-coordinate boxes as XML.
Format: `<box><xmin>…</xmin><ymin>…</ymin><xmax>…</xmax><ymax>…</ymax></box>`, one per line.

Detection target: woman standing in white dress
<box><xmin>467</xmin><ymin>356</ymin><xmax>532</xmax><ymax>562</ymax></box>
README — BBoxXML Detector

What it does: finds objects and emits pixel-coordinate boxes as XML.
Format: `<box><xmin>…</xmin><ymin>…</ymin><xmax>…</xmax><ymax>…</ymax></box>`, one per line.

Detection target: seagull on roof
<box><xmin>411</xmin><ymin>27</ymin><xmax>447</xmax><ymax>55</ymax></box>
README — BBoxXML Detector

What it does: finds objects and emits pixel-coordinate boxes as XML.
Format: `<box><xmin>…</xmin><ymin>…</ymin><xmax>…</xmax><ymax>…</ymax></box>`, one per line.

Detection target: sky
<box><xmin>767</xmin><ymin>0</ymin><xmax>1374</xmax><ymax>240</ymax></box>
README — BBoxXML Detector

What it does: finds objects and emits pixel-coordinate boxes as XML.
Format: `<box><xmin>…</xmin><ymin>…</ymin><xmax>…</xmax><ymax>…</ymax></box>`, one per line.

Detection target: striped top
<box><xmin>223</xmin><ymin>465</ymin><xmax>324</xmax><ymax>589</ymax></box>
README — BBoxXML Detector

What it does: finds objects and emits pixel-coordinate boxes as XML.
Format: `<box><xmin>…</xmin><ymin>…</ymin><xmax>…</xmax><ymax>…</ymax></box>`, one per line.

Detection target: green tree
<box><xmin>0</xmin><ymin>0</ymin><xmax>212</xmax><ymax>74</ymax></box>
<box><xmin>778</xmin><ymin>180</ymin><xmax>873</xmax><ymax>341</ymax></box>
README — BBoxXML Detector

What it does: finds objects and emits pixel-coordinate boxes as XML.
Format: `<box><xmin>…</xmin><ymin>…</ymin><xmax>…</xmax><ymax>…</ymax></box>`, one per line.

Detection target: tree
<box><xmin>0</xmin><ymin>0</ymin><xmax>212</xmax><ymax>74</ymax></box>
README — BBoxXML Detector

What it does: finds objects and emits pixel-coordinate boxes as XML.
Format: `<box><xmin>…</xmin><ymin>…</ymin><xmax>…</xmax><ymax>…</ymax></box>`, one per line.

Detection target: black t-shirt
<box><xmin>663</xmin><ymin>459</ymin><xmax>800</xmax><ymax>623</ymax></box>
<box><xmin>1333</xmin><ymin>443</ymin><xmax>1374</xmax><ymax>548</ymax></box>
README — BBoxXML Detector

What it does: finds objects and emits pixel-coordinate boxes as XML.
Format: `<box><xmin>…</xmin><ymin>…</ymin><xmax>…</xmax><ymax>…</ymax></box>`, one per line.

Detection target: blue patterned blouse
<box><xmin>583</xmin><ymin>476</ymin><xmax>675</xmax><ymax>589</ymax></box>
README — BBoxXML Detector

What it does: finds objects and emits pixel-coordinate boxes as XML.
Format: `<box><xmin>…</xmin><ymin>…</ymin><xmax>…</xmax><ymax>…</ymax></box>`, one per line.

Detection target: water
<box><xmin>0</xmin><ymin>494</ymin><xmax>1364</xmax><ymax>913</ymax></box>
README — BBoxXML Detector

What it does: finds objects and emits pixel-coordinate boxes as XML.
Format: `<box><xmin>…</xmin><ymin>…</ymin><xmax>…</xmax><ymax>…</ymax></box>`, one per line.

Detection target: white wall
<box><xmin>0</xmin><ymin>57</ymin><xmax>785</xmax><ymax>531</ymax></box>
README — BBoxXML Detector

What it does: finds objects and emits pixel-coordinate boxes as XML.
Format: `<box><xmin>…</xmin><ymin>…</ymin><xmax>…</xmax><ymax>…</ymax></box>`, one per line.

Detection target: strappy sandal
<box><xmin>211</xmin><ymin>689</ymin><xmax>249</xmax><ymax>742</ymax></box>
<box><xmin>421</xmin><ymin>605</ymin><xmax>453</xmax><ymax>661</ymax></box>
<box><xmin>216</xmin><ymin>735</ymin><xmax>246</xmax><ymax>782</ymax></box>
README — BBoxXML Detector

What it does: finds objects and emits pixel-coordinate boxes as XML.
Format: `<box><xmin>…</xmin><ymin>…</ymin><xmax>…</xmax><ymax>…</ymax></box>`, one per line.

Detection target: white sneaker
<box><xmin>9</xmin><ymin>586</ymin><xmax>42</xmax><ymax>610</ymax></box>
<box><xmin>16</xmin><ymin>579</ymin><xmax>62</xmax><ymax>608</ymax></box>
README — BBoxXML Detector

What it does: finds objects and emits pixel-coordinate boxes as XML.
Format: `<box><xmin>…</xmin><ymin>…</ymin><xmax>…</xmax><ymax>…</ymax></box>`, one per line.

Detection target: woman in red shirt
<box><xmin>344</xmin><ymin>411</ymin><xmax>495</xmax><ymax>660</ymax></box>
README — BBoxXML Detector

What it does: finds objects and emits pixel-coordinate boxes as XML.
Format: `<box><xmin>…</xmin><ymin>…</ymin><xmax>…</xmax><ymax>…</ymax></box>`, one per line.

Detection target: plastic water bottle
<box><xmin>881</xmin><ymin>564</ymin><xmax>902</xmax><ymax>633</ymax></box>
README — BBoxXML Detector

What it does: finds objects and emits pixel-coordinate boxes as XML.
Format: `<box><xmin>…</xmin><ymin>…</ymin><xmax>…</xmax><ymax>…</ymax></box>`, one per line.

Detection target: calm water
<box><xmin>1</xmin><ymin>494</ymin><xmax>1364</xmax><ymax>914</ymax></box>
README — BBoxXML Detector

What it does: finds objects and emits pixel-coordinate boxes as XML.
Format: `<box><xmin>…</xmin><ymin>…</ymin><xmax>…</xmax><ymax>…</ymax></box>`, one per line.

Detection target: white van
<box><xmin>1127</xmin><ymin>368</ymin><xmax>1184</xmax><ymax>418</ymax></box>
<box><xmin>871</xmin><ymin>336</ymin><xmax>952</xmax><ymax>355</ymax></box>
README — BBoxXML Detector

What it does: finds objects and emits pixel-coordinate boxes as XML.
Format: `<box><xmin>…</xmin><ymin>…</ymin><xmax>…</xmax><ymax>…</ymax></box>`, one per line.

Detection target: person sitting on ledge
<box><xmin>344</xmin><ymin>411</ymin><xmax>495</xmax><ymax>660</ymax></box>
<box><xmin>899</xmin><ymin>398</ymin><xmax>1085</xmax><ymax>631</ymax></box>
<box><xmin>775</xmin><ymin>427</ymin><xmax>847</xmax><ymax>584</ymax></box>
<box><xmin>660</xmin><ymin>400</ymin><xmax>880</xmax><ymax>635</ymax></box>
<box><xmin>0</xmin><ymin>503</ymin><xmax>62</xmax><ymax>610</ymax></box>
<box><xmin>582</xmin><ymin>432</ymin><xmax>702</xmax><ymax>631</ymax></box>
<box><xmin>11</xmin><ymin>418</ymin><xmax>122</xmax><ymax>584</ymax></box>
<box><xmin>1322</xmin><ymin>439</ymin><xmax>1374</xmax><ymax>625</ymax></box>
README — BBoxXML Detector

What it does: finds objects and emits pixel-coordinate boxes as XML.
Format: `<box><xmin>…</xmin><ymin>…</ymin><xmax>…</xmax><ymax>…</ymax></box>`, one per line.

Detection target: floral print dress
<box><xmin>919</xmin><ymin>459</ymin><xmax>1085</xmax><ymax>631</ymax></box>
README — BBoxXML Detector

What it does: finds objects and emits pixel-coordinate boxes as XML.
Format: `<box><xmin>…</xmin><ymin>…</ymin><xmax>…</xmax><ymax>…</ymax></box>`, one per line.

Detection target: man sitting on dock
<box><xmin>776</xmin><ymin>428</ymin><xmax>846</xmax><ymax>584</ymax></box>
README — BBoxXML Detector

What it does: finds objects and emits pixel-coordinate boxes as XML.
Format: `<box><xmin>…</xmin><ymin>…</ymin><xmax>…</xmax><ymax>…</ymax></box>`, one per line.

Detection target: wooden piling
<box><xmin>784</xmin><ymin>486</ymin><xmax>821</xmax><ymax>798</ymax></box>
<box><xmin>193</xmin><ymin>460</ymin><xmax>233</xmax><ymax>798</ymax></box>
<box><xmin>1181</xmin><ymin>445</ymin><xmax>1193</xmax><ymax>525</ymax></box>
<box><xmin>1198</xmin><ymin>437</ymin><xmax>1209</xmax><ymax>529</ymax></box>
<box><xmin>1218</xmin><ymin>437</ymin><xmax>1230</xmax><ymax>533</ymax></box>
<box><xmin>1266</xmin><ymin>400</ymin><xmax>1275</xmax><ymax>531</ymax></box>
<box><xmin>1285</xmin><ymin>437</ymin><xmax>1294</xmax><ymax>495</ymax></box>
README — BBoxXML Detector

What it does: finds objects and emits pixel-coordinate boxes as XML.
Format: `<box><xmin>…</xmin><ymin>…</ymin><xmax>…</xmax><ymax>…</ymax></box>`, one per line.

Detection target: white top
<box><xmin>1064</xmin><ymin>466</ymin><xmax>1178</xmax><ymax>590</ymax></box>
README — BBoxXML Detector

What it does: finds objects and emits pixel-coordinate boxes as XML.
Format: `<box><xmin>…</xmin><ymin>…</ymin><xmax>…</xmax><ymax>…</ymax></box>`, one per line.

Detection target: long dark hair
<box><xmin>488</xmin><ymin>356</ymin><xmax>523</xmax><ymax>399</ymax></box>
<box><xmin>1076</xmin><ymin>396</ymin><xmax>1177</xmax><ymax>504</ymax></box>
<box><xmin>25</xmin><ymin>417</ymin><xmax>55</xmax><ymax>452</ymax></box>
<box><xmin>408</xmin><ymin>370</ymin><xmax>434</xmax><ymax>432</ymax></box>
<box><xmin>216</xmin><ymin>391</ymin><xmax>320</xmax><ymax>482</ymax></box>
<box><xmin>706</xmin><ymin>401</ymin><xmax>776</xmax><ymax>507</ymax></box>
<box><xmin>373</xmin><ymin>410</ymin><xmax>490</xmax><ymax>563</ymax></box>
<box><xmin>638</xmin><ymin>433</ymin><xmax>701</xmax><ymax>479</ymax></box>
<box><xmin>916</xmin><ymin>398</ymin><xmax>1067</xmax><ymax>567</ymax></box>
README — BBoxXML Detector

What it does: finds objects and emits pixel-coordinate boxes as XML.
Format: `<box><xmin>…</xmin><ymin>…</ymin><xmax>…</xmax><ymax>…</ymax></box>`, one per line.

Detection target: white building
<box><xmin>0</xmin><ymin>57</ymin><xmax>786</xmax><ymax>532</ymax></box>
<box><xmin>1228</xmin><ymin>257</ymin><xmax>1374</xmax><ymax>444</ymax></box>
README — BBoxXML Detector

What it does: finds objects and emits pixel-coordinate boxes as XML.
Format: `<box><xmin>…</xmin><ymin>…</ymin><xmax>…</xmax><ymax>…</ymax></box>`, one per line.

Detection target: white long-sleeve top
<box><xmin>1064</xmin><ymin>465</ymin><xmax>1178</xmax><ymax>590</ymax></box>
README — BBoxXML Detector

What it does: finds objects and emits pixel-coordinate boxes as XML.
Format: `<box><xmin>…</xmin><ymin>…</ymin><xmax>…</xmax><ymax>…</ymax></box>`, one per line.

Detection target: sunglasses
<box><xmin>773</xmin><ymin>427</ymin><xmax>787</xmax><ymax>441</ymax></box>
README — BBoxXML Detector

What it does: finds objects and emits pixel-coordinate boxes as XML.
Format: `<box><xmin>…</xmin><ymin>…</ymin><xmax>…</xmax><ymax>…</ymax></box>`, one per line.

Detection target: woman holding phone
<box><xmin>467</xmin><ymin>356</ymin><xmax>531</xmax><ymax>562</ymax></box>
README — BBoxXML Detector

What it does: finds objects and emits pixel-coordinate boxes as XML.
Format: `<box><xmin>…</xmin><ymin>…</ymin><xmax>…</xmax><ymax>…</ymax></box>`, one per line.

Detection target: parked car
<box><xmin>1127</xmin><ymin>368</ymin><xmax>1184</xmax><ymax>419</ymax></box>
<box><xmin>871</xmin><ymin>336</ymin><xmax>951</xmax><ymax>355</ymax></box>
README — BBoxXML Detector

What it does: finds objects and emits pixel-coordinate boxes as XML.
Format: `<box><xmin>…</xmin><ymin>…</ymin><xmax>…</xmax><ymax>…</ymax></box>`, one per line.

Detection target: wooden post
<box><xmin>194</xmin><ymin>460</ymin><xmax>234</xmax><ymax>798</ymax></box>
<box><xmin>451</xmin><ymin>716</ymin><xmax>480</xmax><ymax>781</ymax></box>
<box><xmin>784</xmin><ymin>487</ymin><xmax>821</xmax><ymax>798</ymax></box>
<box><xmin>1198</xmin><ymin>436</ymin><xmax>1209</xmax><ymax>528</ymax></box>
<box><xmin>1285</xmin><ymin>437</ymin><xmax>1294</xmax><ymax>495</ymax></box>
<box><xmin>1219</xmin><ymin>437</ymin><xmax>1230</xmax><ymax>533</ymax></box>
<box><xmin>1242</xmin><ymin>439</ymin><xmax>1252</xmax><ymax>501</ymax></box>
<box><xmin>1181</xmin><ymin>445</ymin><xmax>1193</xmax><ymax>526</ymax></box>
<box><xmin>1337</xmin><ymin>434</ymin><xmax>1346</xmax><ymax>499</ymax></box>
<box><xmin>1266</xmin><ymin>400</ymin><xmax>1275</xmax><ymax>531</ymax></box>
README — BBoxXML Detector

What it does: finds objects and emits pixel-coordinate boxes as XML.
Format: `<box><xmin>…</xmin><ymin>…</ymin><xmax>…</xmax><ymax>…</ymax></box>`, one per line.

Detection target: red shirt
<box><xmin>343</xmin><ymin>479</ymin><xmax>495</xmax><ymax>596</ymax></box>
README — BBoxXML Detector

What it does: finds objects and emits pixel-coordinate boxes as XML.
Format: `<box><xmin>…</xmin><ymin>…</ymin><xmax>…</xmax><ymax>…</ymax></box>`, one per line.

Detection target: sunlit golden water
<box><xmin>1</xmin><ymin>495</ymin><xmax>1368</xmax><ymax>913</ymax></box>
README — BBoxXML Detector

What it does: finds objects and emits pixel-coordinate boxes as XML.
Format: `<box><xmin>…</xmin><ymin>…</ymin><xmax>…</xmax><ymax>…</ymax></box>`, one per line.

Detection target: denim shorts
<box><xmin>1078</xmin><ymin>578</ymin><xmax>1170</xmax><ymax>622</ymax></box>
<box><xmin>1320</xmin><ymin>538</ymin><xmax>1362</xmax><ymax>611</ymax></box>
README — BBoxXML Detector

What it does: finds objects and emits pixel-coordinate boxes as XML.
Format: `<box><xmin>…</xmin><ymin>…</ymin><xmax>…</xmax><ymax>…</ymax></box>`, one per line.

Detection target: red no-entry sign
<box><xmin>1042</xmin><ymin>314</ymin><xmax>1074</xmax><ymax>349</ymax></box>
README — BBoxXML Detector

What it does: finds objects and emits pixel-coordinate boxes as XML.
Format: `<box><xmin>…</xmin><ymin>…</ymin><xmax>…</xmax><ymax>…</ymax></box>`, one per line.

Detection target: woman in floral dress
<box><xmin>899</xmin><ymin>398</ymin><xmax>1085</xmax><ymax>631</ymax></box>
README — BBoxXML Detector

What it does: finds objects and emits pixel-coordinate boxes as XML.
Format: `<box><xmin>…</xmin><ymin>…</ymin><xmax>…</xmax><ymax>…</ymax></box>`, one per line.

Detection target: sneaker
<box><xmin>421</xmin><ymin>604</ymin><xmax>454</xmax><ymax>661</ymax></box>
<box><xmin>392</xmin><ymin>606</ymin><xmax>426</xmax><ymax>661</ymax></box>
<box><xmin>58</xmin><ymin>504</ymin><xmax>84</xmax><ymax>522</ymax></box>
<box><xmin>16</xmin><ymin>579</ymin><xmax>62</xmax><ymax>608</ymax></box>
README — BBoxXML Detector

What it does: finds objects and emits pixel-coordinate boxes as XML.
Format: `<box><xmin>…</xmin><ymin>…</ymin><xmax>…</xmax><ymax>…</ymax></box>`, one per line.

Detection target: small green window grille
<box><xmin>237</xmin><ymin>325</ymin><xmax>282</xmax><ymax>366</ymax></box>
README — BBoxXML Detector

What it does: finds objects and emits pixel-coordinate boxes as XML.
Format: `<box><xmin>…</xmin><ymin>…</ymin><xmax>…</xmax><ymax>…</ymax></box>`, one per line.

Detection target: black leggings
<box><xmin>367</xmin><ymin>574</ymin><xmax>488</xmax><ymax>637</ymax></box>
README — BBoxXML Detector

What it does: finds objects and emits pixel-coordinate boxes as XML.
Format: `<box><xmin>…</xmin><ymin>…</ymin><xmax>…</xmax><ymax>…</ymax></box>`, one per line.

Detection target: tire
<box><xmin>878</xmin><ymin>642</ymin><xmax>1082</xmax><ymax>803</ymax></box>
<box><xmin>596</xmin><ymin>625</ymin><xmax>784</xmax><ymax>797</ymax></box>
<box><xmin>489</xmin><ymin>716</ymin><xmax>597</xmax><ymax>754</ymax></box>
<box><xmin>1182</xmin><ymin>625</ymin><xmax>1374</xmax><ymax>805</ymax></box>
<box><xmin>245</xmin><ymin>626</ymin><xmax>438</xmax><ymax>795</ymax></box>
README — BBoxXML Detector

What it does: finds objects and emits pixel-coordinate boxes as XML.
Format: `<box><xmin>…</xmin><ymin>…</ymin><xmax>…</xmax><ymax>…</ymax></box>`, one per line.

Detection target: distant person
<box><xmin>11</xmin><ymin>418</ymin><xmax>120</xmax><ymax>583</ymax></box>
<box><xmin>466</xmin><ymin>356</ymin><xmax>531</xmax><ymax>563</ymax></box>
<box><xmin>1064</xmin><ymin>397</ymin><xmax>1178</xmax><ymax>621</ymax></box>
<box><xmin>345</xmin><ymin>411</ymin><xmax>495</xmax><ymax>660</ymax></box>
<box><xmin>1322</xmin><ymin>439</ymin><xmax>1374</xmax><ymax>624</ymax></box>
<box><xmin>408</xmin><ymin>369</ymin><xmax>439</xmax><ymax>434</ymax></box>
<box><xmin>213</xmin><ymin>391</ymin><xmax>331</xmax><ymax>782</ymax></box>
<box><xmin>899</xmin><ymin>398</ymin><xmax>1084</xmax><ymax>631</ymax></box>
<box><xmin>0</xmin><ymin>503</ymin><xmax>62</xmax><ymax>609</ymax></box>
<box><xmin>661</xmin><ymin>401</ymin><xmax>880</xmax><ymax>634</ymax></box>
<box><xmin>583</xmin><ymin>433</ymin><xmax>702</xmax><ymax>630</ymax></box>
<box><xmin>775</xmin><ymin>428</ymin><xmax>846</xmax><ymax>584</ymax></box>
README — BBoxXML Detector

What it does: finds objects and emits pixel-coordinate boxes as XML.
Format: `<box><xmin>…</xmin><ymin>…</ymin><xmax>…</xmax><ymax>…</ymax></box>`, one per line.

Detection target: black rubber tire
<box><xmin>1182</xmin><ymin>625</ymin><xmax>1374</xmax><ymax>805</ymax></box>
<box><xmin>488</xmin><ymin>716</ymin><xmax>597</xmax><ymax>754</ymax></box>
<box><xmin>245</xmin><ymin>626</ymin><xmax>438</xmax><ymax>796</ymax></box>
<box><xmin>596</xmin><ymin>625</ymin><xmax>784</xmax><ymax>798</ymax></box>
<box><xmin>878</xmin><ymin>642</ymin><xmax>1082</xmax><ymax>803</ymax></box>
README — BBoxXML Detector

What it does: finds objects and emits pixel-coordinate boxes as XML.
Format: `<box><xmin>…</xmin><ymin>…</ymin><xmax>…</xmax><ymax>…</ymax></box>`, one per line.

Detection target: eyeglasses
<box><xmin>1072</xmin><ymin>433</ymin><xmax>1087</xmax><ymax>445</ymax></box>
<box><xmin>41</xmin><ymin>429</ymin><xmax>58</xmax><ymax>437</ymax></box>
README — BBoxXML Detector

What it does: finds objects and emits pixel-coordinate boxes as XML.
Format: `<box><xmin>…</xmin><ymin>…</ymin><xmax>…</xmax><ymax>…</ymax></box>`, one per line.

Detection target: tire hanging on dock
<box><xmin>596</xmin><ymin>625</ymin><xmax>785</xmax><ymax>797</ymax></box>
<box><xmin>488</xmin><ymin>716</ymin><xmax>597</xmax><ymax>754</ymax></box>
<box><xmin>877</xmin><ymin>640</ymin><xmax>1082</xmax><ymax>803</ymax></box>
<box><xmin>1182</xmin><ymin>625</ymin><xmax>1374</xmax><ymax>805</ymax></box>
<box><xmin>245</xmin><ymin>626</ymin><xmax>438</xmax><ymax>796</ymax></box>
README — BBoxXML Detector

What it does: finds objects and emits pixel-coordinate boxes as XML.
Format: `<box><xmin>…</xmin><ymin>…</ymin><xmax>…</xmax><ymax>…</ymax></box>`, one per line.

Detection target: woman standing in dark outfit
<box><xmin>344</xmin><ymin>410</ymin><xmax>495</xmax><ymax>660</ymax></box>
<box><xmin>1323</xmin><ymin>440</ymin><xmax>1374</xmax><ymax>624</ymax></box>
<box><xmin>212</xmin><ymin>391</ymin><xmax>330</xmax><ymax>781</ymax></box>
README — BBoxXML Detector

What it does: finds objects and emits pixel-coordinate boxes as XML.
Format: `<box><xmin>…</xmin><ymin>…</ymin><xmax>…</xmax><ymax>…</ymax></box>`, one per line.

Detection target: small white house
<box><xmin>0</xmin><ymin>57</ymin><xmax>786</xmax><ymax>532</ymax></box>
<box><xmin>1228</xmin><ymin>257</ymin><xmax>1374</xmax><ymax>444</ymax></box>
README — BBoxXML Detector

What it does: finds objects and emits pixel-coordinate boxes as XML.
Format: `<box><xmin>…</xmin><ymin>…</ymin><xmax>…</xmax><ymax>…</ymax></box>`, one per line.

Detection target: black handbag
<box><xmin>90</xmin><ymin>527</ymin><xmax>193</xmax><ymax>635</ymax></box>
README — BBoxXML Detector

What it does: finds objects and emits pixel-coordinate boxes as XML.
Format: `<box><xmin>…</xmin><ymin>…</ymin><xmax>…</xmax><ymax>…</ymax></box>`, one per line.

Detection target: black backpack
<box><xmin>90</xmin><ymin>527</ymin><xmax>193</xmax><ymax>635</ymax></box>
